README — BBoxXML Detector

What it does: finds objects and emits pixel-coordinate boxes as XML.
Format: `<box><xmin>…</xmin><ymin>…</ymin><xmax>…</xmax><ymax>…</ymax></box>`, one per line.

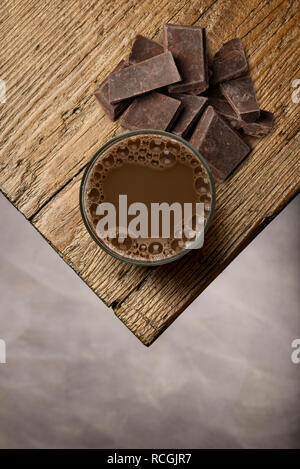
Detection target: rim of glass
<box><xmin>79</xmin><ymin>129</ymin><xmax>216</xmax><ymax>267</ymax></box>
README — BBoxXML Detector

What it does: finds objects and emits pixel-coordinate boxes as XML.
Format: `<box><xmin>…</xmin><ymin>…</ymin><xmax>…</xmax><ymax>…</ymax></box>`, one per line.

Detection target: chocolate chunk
<box><xmin>186</xmin><ymin>70</ymin><xmax>213</xmax><ymax>96</ymax></box>
<box><xmin>233</xmin><ymin>110</ymin><xmax>274</xmax><ymax>137</ymax></box>
<box><xmin>120</xmin><ymin>92</ymin><xmax>183</xmax><ymax>131</ymax></box>
<box><xmin>205</xmin><ymin>89</ymin><xmax>273</xmax><ymax>137</ymax></box>
<box><xmin>129</xmin><ymin>34</ymin><xmax>164</xmax><ymax>64</ymax></box>
<box><xmin>169</xmin><ymin>94</ymin><xmax>208</xmax><ymax>138</ymax></box>
<box><xmin>206</xmin><ymin>87</ymin><xmax>239</xmax><ymax>124</ymax></box>
<box><xmin>220</xmin><ymin>76</ymin><xmax>260</xmax><ymax>122</ymax></box>
<box><xmin>212</xmin><ymin>38</ymin><xmax>248</xmax><ymax>85</ymax></box>
<box><xmin>207</xmin><ymin>90</ymin><xmax>274</xmax><ymax>136</ymax></box>
<box><xmin>109</xmin><ymin>51</ymin><xmax>181</xmax><ymax>104</ymax></box>
<box><xmin>94</xmin><ymin>60</ymin><xmax>131</xmax><ymax>121</ymax></box>
<box><xmin>163</xmin><ymin>24</ymin><xmax>208</xmax><ymax>94</ymax></box>
<box><xmin>190</xmin><ymin>106</ymin><xmax>251</xmax><ymax>181</ymax></box>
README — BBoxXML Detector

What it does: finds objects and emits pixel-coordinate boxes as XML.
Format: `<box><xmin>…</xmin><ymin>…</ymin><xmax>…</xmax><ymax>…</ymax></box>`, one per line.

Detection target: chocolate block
<box><xmin>220</xmin><ymin>76</ymin><xmax>260</xmax><ymax>122</ymax></box>
<box><xmin>187</xmin><ymin>72</ymin><xmax>213</xmax><ymax>96</ymax></box>
<box><xmin>94</xmin><ymin>60</ymin><xmax>131</xmax><ymax>121</ymax></box>
<box><xmin>206</xmin><ymin>87</ymin><xmax>239</xmax><ymax>124</ymax></box>
<box><xmin>190</xmin><ymin>106</ymin><xmax>251</xmax><ymax>181</ymax></box>
<box><xmin>108</xmin><ymin>52</ymin><xmax>181</xmax><ymax>104</ymax></box>
<box><xmin>212</xmin><ymin>38</ymin><xmax>248</xmax><ymax>85</ymax></box>
<box><xmin>234</xmin><ymin>110</ymin><xmax>274</xmax><ymax>137</ymax></box>
<box><xmin>163</xmin><ymin>24</ymin><xmax>208</xmax><ymax>94</ymax></box>
<box><xmin>120</xmin><ymin>92</ymin><xmax>183</xmax><ymax>131</ymax></box>
<box><xmin>169</xmin><ymin>94</ymin><xmax>208</xmax><ymax>138</ymax></box>
<box><xmin>205</xmin><ymin>89</ymin><xmax>274</xmax><ymax>137</ymax></box>
<box><xmin>129</xmin><ymin>34</ymin><xmax>164</xmax><ymax>64</ymax></box>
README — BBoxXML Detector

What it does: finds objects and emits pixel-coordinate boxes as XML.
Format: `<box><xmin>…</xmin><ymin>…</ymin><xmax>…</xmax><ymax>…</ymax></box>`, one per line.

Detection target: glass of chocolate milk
<box><xmin>80</xmin><ymin>130</ymin><xmax>215</xmax><ymax>266</ymax></box>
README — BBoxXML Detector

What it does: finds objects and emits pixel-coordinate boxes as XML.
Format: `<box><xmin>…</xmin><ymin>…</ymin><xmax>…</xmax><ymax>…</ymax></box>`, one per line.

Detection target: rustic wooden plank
<box><xmin>1</xmin><ymin>0</ymin><xmax>299</xmax><ymax>345</ymax></box>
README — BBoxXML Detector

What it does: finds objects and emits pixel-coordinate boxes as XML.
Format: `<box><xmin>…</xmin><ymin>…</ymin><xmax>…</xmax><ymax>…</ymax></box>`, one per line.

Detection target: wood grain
<box><xmin>1</xmin><ymin>0</ymin><xmax>299</xmax><ymax>345</ymax></box>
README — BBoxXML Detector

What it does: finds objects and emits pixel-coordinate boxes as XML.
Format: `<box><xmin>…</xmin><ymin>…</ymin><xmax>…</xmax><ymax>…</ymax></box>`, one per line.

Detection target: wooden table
<box><xmin>1</xmin><ymin>0</ymin><xmax>299</xmax><ymax>345</ymax></box>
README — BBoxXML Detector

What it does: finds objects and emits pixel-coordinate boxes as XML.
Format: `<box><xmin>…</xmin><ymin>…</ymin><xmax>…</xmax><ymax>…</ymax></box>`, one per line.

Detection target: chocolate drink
<box><xmin>81</xmin><ymin>131</ymin><xmax>214</xmax><ymax>264</ymax></box>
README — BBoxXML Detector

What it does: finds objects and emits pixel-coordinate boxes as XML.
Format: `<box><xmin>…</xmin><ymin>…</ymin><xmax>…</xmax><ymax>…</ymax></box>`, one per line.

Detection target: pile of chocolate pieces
<box><xmin>94</xmin><ymin>24</ymin><xmax>274</xmax><ymax>182</ymax></box>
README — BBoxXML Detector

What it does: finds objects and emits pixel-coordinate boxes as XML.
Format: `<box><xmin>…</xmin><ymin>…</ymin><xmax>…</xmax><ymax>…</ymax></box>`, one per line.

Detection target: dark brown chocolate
<box><xmin>94</xmin><ymin>60</ymin><xmax>131</xmax><ymax>121</ymax></box>
<box><xmin>220</xmin><ymin>76</ymin><xmax>260</xmax><ymax>122</ymax></box>
<box><xmin>206</xmin><ymin>87</ymin><xmax>239</xmax><ymax>124</ymax></box>
<box><xmin>212</xmin><ymin>38</ymin><xmax>248</xmax><ymax>85</ymax></box>
<box><xmin>190</xmin><ymin>105</ymin><xmax>251</xmax><ymax>181</ymax></box>
<box><xmin>169</xmin><ymin>94</ymin><xmax>208</xmax><ymax>138</ymax></box>
<box><xmin>108</xmin><ymin>52</ymin><xmax>181</xmax><ymax>104</ymax></box>
<box><xmin>187</xmin><ymin>69</ymin><xmax>213</xmax><ymax>95</ymax></box>
<box><xmin>205</xmin><ymin>89</ymin><xmax>274</xmax><ymax>136</ymax></box>
<box><xmin>233</xmin><ymin>110</ymin><xmax>274</xmax><ymax>137</ymax></box>
<box><xmin>163</xmin><ymin>24</ymin><xmax>208</xmax><ymax>94</ymax></box>
<box><xmin>129</xmin><ymin>34</ymin><xmax>164</xmax><ymax>64</ymax></box>
<box><xmin>120</xmin><ymin>92</ymin><xmax>183</xmax><ymax>131</ymax></box>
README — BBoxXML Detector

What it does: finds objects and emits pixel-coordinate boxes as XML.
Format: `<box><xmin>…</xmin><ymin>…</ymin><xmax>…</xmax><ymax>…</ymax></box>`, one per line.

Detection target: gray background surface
<box><xmin>0</xmin><ymin>193</ymin><xmax>299</xmax><ymax>449</ymax></box>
